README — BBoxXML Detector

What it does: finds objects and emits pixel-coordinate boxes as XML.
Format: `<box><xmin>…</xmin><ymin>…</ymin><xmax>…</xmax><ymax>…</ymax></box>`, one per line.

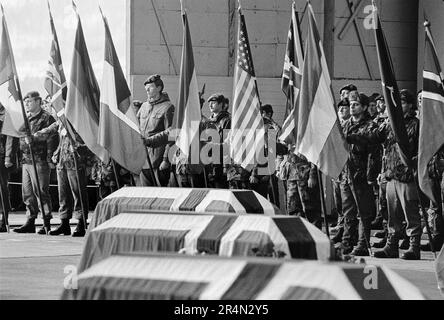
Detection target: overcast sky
<box><xmin>2</xmin><ymin>0</ymin><xmax>125</xmax><ymax>95</ymax></box>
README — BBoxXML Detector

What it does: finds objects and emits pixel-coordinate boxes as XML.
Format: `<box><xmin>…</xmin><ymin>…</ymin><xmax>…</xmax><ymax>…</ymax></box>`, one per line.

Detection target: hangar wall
<box><xmin>126</xmin><ymin>0</ymin><xmax>420</xmax><ymax>125</ymax></box>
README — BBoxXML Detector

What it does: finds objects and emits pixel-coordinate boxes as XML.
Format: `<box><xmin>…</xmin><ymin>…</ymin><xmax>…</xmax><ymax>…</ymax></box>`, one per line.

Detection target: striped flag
<box><xmin>296</xmin><ymin>5</ymin><xmax>348</xmax><ymax>179</ymax></box>
<box><xmin>229</xmin><ymin>7</ymin><xmax>265</xmax><ymax>169</ymax></box>
<box><xmin>279</xmin><ymin>3</ymin><xmax>304</xmax><ymax>145</ymax></box>
<box><xmin>174</xmin><ymin>10</ymin><xmax>201</xmax><ymax>160</ymax></box>
<box><xmin>65</xmin><ymin>3</ymin><xmax>108</xmax><ymax>163</ymax></box>
<box><xmin>418</xmin><ymin>21</ymin><xmax>444</xmax><ymax>203</ymax></box>
<box><xmin>373</xmin><ymin>3</ymin><xmax>412</xmax><ymax>167</ymax></box>
<box><xmin>44</xmin><ymin>2</ymin><xmax>76</xmax><ymax>139</ymax></box>
<box><xmin>98</xmin><ymin>10</ymin><xmax>145</xmax><ymax>174</ymax></box>
<box><xmin>0</xmin><ymin>5</ymin><xmax>25</xmax><ymax>137</ymax></box>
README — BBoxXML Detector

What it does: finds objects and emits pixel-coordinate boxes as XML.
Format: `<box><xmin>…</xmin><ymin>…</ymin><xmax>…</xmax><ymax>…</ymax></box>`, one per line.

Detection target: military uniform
<box><xmin>341</xmin><ymin>115</ymin><xmax>379</xmax><ymax>254</ymax></box>
<box><xmin>280</xmin><ymin>152</ymin><xmax>321</xmax><ymax>228</ymax></box>
<box><xmin>138</xmin><ymin>92</ymin><xmax>175</xmax><ymax>186</ymax></box>
<box><xmin>207</xmin><ymin>110</ymin><xmax>231</xmax><ymax>189</ymax></box>
<box><xmin>0</xmin><ymin>119</ymin><xmax>19</xmax><ymax>231</ymax></box>
<box><xmin>19</xmin><ymin>109</ymin><xmax>58</xmax><ymax>222</ymax></box>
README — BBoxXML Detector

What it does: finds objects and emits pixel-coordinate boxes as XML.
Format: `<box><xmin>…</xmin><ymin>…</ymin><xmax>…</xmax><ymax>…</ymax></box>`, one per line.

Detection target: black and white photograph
<box><xmin>0</xmin><ymin>0</ymin><xmax>443</xmax><ymax>305</ymax></box>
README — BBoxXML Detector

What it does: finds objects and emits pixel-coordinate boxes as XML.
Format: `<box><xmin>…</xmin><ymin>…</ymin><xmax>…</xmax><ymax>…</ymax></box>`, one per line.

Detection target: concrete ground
<box><xmin>0</xmin><ymin>213</ymin><xmax>443</xmax><ymax>300</ymax></box>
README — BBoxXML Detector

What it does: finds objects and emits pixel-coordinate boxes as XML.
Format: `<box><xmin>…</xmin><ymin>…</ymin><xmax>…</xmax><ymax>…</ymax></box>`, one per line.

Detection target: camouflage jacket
<box><xmin>52</xmin><ymin>122</ymin><xmax>95</xmax><ymax>170</ymax></box>
<box><xmin>19</xmin><ymin>110</ymin><xmax>58</xmax><ymax>164</ymax></box>
<box><xmin>342</xmin><ymin>116</ymin><xmax>380</xmax><ymax>184</ymax></box>
<box><xmin>207</xmin><ymin>111</ymin><xmax>231</xmax><ymax>177</ymax></box>
<box><xmin>137</xmin><ymin>93</ymin><xmax>175</xmax><ymax>169</ymax></box>
<box><xmin>428</xmin><ymin>146</ymin><xmax>444</xmax><ymax>180</ymax></box>
<box><xmin>363</xmin><ymin>112</ymin><xmax>419</xmax><ymax>183</ymax></box>
<box><xmin>278</xmin><ymin>152</ymin><xmax>317</xmax><ymax>182</ymax></box>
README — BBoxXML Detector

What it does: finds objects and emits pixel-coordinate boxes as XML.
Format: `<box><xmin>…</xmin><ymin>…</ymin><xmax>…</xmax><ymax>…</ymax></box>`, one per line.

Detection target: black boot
<box><xmin>372</xmin><ymin>237</ymin><xmax>387</xmax><ymax>249</ymax></box>
<box><xmin>72</xmin><ymin>219</ymin><xmax>86</xmax><ymax>237</ymax></box>
<box><xmin>421</xmin><ymin>236</ymin><xmax>443</xmax><ymax>252</ymax></box>
<box><xmin>37</xmin><ymin>219</ymin><xmax>51</xmax><ymax>235</ymax></box>
<box><xmin>49</xmin><ymin>219</ymin><xmax>71</xmax><ymax>236</ymax></box>
<box><xmin>0</xmin><ymin>219</ymin><xmax>7</xmax><ymax>232</ymax></box>
<box><xmin>374</xmin><ymin>234</ymin><xmax>399</xmax><ymax>258</ymax></box>
<box><xmin>331</xmin><ymin>228</ymin><xmax>343</xmax><ymax>244</ymax></box>
<box><xmin>399</xmin><ymin>237</ymin><xmax>410</xmax><ymax>250</ymax></box>
<box><xmin>13</xmin><ymin>218</ymin><xmax>36</xmax><ymax>233</ymax></box>
<box><xmin>350</xmin><ymin>244</ymin><xmax>370</xmax><ymax>256</ymax></box>
<box><xmin>401</xmin><ymin>236</ymin><xmax>421</xmax><ymax>260</ymax></box>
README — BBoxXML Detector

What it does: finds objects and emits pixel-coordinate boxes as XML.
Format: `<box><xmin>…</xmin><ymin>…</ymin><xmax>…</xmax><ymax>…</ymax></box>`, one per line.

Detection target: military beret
<box><xmin>337</xmin><ymin>98</ymin><xmax>350</xmax><ymax>107</ymax></box>
<box><xmin>339</xmin><ymin>83</ymin><xmax>358</xmax><ymax>94</ymax></box>
<box><xmin>207</xmin><ymin>93</ymin><xmax>226</xmax><ymax>103</ymax></box>
<box><xmin>143</xmin><ymin>74</ymin><xmax>162</xmax><ymax>86</ymax></box>
<box><xmin>260</xmin><ymin>104</ymin><xmax>273</xmax><ymax>114</ymax></box>
<box><xmin>349</xmin><ymin>91</ymin><xmax>369</xmax><ymax>106</ymax></box>
<box><xmin>24</xmin><ymin>91</ymin><xmax>41</xmax><ymax>100</ymax></box>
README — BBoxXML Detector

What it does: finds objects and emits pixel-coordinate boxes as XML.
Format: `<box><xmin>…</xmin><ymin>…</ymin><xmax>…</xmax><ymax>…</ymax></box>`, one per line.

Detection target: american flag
<box><xmin>230</xmin><ymin>8</ymin><xmax>264</xmax><ymax>169</ymax></box>
<box><xmin>279</xmin><ymin>4</ymin><xmax>304</xmax><ymax>145</ymax></box>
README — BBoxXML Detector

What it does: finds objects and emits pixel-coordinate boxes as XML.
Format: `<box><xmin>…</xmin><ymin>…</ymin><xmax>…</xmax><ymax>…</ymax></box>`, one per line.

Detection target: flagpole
<box><xmin>14</xmin><ymin>78</ymin><xmax>50</xmax><ymax>234</ymax></box>
<box><xmin>111</xmin><ymin>159</ymin><xmax>121</xmax><ymax>189</ymax></box>
<box><xmin>316</xmin><ymin>168</ymin><xmax>330</xmax><ymax>238</ymax></box>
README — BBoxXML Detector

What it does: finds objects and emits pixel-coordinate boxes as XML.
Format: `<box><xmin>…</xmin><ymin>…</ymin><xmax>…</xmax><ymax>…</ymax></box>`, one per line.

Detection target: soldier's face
<box><xmin>145</xmin><ymin>83</ymin><xmax>161</xmax><ymax>101</ymax></box>
<box><xmin>25</xmin><ymin>97</ymin><xmax>42</xmax><ymax>114</ymax></box>
<box><xmin>350</xmin><ymin>101</ymin><xmax>365</xmax><ymax>117</ymax></box>
<box><xmin>209</xmin><ymin>100</ymin><xmax>223</xmax><ymax>114</ymax></box>
<box><xmin>338</xmin><ymin>105</ymin><xmax>350</xmax><ymax>120</ymax></box>
<box><xmin>368</xmin><ymin>101</ymin><xmax>377</xmax><ymax>116</ymax></box>
<box><xmin>401</xmin><ymin>100</ymin><xmax>412</xmax><ymax>114</ymax></box>
<box><xmin>377</xmin><ymin>99</ymin><xmax>385</xmax><ymax>113</ymax></box>
<box><xmin>340</xmin><ymin>90</ymin><xmax>350</xmax><ymax>101</ymax></box>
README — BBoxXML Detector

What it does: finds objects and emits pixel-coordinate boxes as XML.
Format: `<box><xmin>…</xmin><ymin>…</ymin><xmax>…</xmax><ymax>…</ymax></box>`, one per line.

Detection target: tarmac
<box><xmin>0</xmin><ymin>213</ymin><xmax>443</xmax><ymax>300</ymax></box>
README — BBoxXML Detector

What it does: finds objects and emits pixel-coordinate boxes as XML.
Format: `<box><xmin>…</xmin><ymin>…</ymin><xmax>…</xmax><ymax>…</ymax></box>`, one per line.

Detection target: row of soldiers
<box><xmin>1</xmin><ymin>76</ymin><xmax>443</xmax><ymax>258</ymax></box>
<box><xmin>331</xmin><ymin>84</ymin><xmax>444</xmax><ymax>259</ymax></box>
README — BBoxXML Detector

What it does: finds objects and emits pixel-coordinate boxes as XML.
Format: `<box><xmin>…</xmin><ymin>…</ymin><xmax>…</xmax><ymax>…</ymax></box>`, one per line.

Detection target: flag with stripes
<box><xmin>78</xmin><ymin>212</ymin><xmax>332</xmax><ymax>272</ymax></box>
<box><xmin>279</xmin><ymin>3</ymin><xmax>304</xmax><ymax>145</ymax></box>
<box><xmin>296</xmin><ymin>4</ymin><xmax>348</xmax><ymax>179</ymax></box>
<box><xmin>98</xmin><ymin>11</ymin><xmax>145</xmax><ymax>174</ymax></box>
<box><xmin>174</xmin><ymin>10</ymin><xmax>201</xmax><ymax>160</ymax></box>
<box><xmin>0</xmin><ymin>5</ymin><xmax>25</xmax><ymax>137</ymax></box>
<box><xmin>418</xmin><ymin>21</ymin><xmax>444</xmax><ymax>203</ymax></box>
<box><xmin>230</xmin><ymin>8</ymin><xmax>265</xmax><ymax>169</ymax></box>
<box><xmin>64</xmin><ymin>254</ymin><xmax>425</xmax><ymax>300</ymax></box>
<box><xmin>373</xmin><ymin>3</ymin><xmax>412</xmax><ymax>167</ymax></box>
<box><xmin>44</xmin><ymin>2</ymin><xmax>76</xmax><ymax>139</ymax></box>
<box><xmin>91</xmin><ymin>186</ymin><xmax>279</xmax><ymax>228</ymax></box>
<box><xmin>65</xmin><ymin>3</ymin><xmax>108</xmax><ymax>163</ymax></box>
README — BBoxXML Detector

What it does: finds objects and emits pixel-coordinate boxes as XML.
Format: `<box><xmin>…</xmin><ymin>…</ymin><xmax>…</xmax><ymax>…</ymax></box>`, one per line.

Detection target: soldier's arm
<box><xmin>143</xmin><ymin>129</ymin><xmax>170</xmax><ymax>148</ymax></box>
<box><xmin>45</xmin><ymin>116</ymin><xmax>59</xmax><ymax>162</ymax></box>
<box><xmin>162</xmin><ymin>104</ymin><xmax>175</xmax><ymax>162</ymax></box>
<box><xmin>33</xmin><ymin>121</ymin><xmax>59</xmax><ymax>141</ymax></box>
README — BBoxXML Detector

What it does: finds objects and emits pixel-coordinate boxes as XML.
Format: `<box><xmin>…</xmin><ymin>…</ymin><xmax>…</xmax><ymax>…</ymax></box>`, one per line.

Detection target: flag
<box><xmin>230</xmin><ymin>8</ymin><xmax>265</xmax><ymax>169</ymax></box>
<box><xmin>279</xmin><ymin>3</ymin><xmax>304</xmax><ymax>145</ymax></box>
<box><xmin>296</xmin><ymin>4</ymin><xmax>348</xmax><ymax>179</ymax></box>
<box><xmin>0</xmin><ymin>5</ymin><xmax>25</xmax><ymax>137</ymax></box>
<box><xmin>44</xmin><ymin>2</ymin><xmax>76</xmax><ymax>139</ymax></box>
<box><xmin>373</xmin><ymin>3</ymin><xmax>412</xmax><ymax>167</ymax></box>
<box><xmin>174</xmin><ymin>10</ymin><xmax>201</xmax><ymax>160</ymax></box>
<box><xmin>65</xmin><ymin>5</ymin><xmax>108</xmax><ymax>163</ymax></box>
<box><xmin>98</xmin><ymin>11</ymin><xmax>145</xmax><ymax>174</ymax></box>
<box><xmin>418</xmin><ymin>21</ymin><xmax>444</xmax><ymax>202</ymax></box>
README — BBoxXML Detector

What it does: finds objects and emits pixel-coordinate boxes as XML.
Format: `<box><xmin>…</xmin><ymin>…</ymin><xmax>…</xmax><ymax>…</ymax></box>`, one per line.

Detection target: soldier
<box><xmin>13</xmin><ymin>91</ymin><xmax>58</xmax><ymax>234</ymax></box>
<box><xmin>35</xmin><ymin>121</ymin><xmax>92</xmax><ymax>237</ymax></box>
<box><xmin>339</xmin><ymin>83</ymin><xmax>358</xmax><ymax>102</ymax></box>
<box><xmin>368</xmin><ymin>93</ymin><xmax>379</xmax><ymax>120</ymax></box>
<box><xmin>352</xmin><ymin>90</ymin><xmax>422</xmax><ymax>259</ymax></box>
<box><xmin>249</xmin><ymin>104</ymin><xmax>281</xmax><ymax>200</ymax></box>
<box><xmin>0</xmin><ymin>105</ymin><xmax>19</xmax><ymax>232</ymax></box>
<box><xmin>338</xmin><ymin>92</ymin><xmax>379</xmax><ymax>256</ymax></box>
<box><xmin>138</xmin><ymin>74</ymin><xmax>174</xmax><ymax>187</ymax></box>
<box><xmin>331</xmin><ymin>99</ymin><xmax>351</xmax><ymax>244</ymax></box>
<box><xmin>206</xmin><ymin>93</ymin><xmax>231</xmax><ymax>189</ymax></box>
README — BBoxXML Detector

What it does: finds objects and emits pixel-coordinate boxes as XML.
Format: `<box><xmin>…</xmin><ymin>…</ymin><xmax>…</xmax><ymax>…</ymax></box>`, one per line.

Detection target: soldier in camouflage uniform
<box><xmin>0</xmin><ymin>105</ymin><xmax>19</xmax><ymax>232</ymax></box>
<box><xmin>338</xmin><ymin>92</ymin><xmax>379</xmax><ymax>256</ymax></box>
<box><xmin>280</xmin><ymin>149</ymin><xmax>321</xmax><ymax>228</ymax></box>
<box><xmin>14</xmin><ymin>91</ymin><xmax>58</xmax><ymax>235</ymax></box>
<box><xmin>354</xmin><ymin>90</ymin><xmax>422</xmax><ymax>260</ymax></box>
<box><xmin>41</xmin><ymin>121</ymin><xmax>93</xmax><ymax>237</ymax></box>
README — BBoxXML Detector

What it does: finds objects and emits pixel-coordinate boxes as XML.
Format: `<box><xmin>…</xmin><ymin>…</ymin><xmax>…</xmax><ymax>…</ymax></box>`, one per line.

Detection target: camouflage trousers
<box><xmin>286</xmin><ymin>179</ymin><xmax>322</xmax><ymax>229</ymax></box>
